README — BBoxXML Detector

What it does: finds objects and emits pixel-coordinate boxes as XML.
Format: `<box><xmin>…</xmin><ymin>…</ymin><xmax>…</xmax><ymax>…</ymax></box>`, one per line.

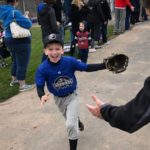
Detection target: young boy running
<box><xmin>35</xmin><ymin>33</ymin><xmax>107</xmax><ymax>150</ymax></box>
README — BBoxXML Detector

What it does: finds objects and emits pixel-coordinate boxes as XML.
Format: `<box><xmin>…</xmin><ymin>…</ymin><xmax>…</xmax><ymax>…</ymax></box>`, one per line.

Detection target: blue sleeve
<box><xmin>37</xmin><ymin>3</ymin><xmax>46</xmax><ymax>12</ymax></box>
<box><xmin>35</xmin><ymin>66</ymin><xmax>46</xmax><ymax>88</ymax></box>
<box><xmin>71</xmin><ymin>57</ymin><xmax>88</xmax><ymax>71</ymax></box>
<box><xmin>14</xmin><ymin>10</ymin><xmax>32</xmax><ymax>29</ymax></box>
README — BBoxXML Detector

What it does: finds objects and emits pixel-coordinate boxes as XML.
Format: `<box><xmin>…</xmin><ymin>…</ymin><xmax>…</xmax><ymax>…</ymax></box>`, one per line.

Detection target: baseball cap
<box><xmin>44</xmin><ymin>34</ymin><xmax>63</xmax><ymax>48</ymax></box>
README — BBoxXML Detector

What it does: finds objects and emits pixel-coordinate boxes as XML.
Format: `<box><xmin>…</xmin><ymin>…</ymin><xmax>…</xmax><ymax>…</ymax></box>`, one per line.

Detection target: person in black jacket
<box><xmin>99</xmin><ymin>0</ymin><xmax>112</xmax><ymax>44</ymax></box>
<box><xmin>37</xmin><ymin>0</ymin><xmax>59</xmax><ymax>40</ymax></box>
<box><xmin>86</xmin><ymin>0</ymin><xmax>150</xmax><ymax>133</ymax></box>
<box><xmin>53</xmin><ymin>0</ymin><xmax>64</xmax><ymax>40</ymax></box>
<box><xmin>130</xmin><ymin>0</ymin><xmax>140</xmax><ymax>25</ymax></box>
<box><xmin>37</xmin><ymin>0</ymin><xmax>59</xmax><ymax>61</ymax></box>
<box><xmin>86</xmin><ymin>76</ymin><xmax>150</xmax><ymax>133</ymax></box>
<box><xmin>87</xmin><ymin>0</ymin><xmax>105</xmax><ymax>48</ymax></box>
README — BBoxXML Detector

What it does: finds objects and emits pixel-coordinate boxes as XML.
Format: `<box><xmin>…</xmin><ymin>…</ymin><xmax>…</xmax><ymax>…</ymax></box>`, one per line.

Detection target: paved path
<box><xmin>0</xmin><ymin>21</ymin><xmax>150</xmax><ymax>150</ymax></box>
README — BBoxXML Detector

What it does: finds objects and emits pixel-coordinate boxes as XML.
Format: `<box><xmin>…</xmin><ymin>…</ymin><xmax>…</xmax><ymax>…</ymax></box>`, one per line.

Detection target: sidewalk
<box><xmin>0</xmin><ymin>21</ymin><xmax>150</xmax><ymax>150</ymax></box>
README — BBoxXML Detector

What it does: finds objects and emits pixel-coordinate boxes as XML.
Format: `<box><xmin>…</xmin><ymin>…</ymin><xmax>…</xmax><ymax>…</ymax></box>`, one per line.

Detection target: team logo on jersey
<box><xmin>52</xmin><ymin>76</ymin><xmax>73</xmax><ymax>90</ymax></box>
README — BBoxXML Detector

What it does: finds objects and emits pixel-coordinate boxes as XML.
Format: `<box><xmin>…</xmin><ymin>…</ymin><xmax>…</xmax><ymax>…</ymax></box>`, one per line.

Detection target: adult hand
<box><xmin>40</xmin><ymin>93</ymin><xmax>50</xmax><ymax>106</ymax></box>
<box><xmin>86</xmin><ymin>95</ymin><xmax>105</xmax><ymax>119</ymax></box>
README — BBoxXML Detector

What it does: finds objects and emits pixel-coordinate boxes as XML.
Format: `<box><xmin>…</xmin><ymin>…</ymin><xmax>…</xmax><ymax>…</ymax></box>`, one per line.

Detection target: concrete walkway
<box><xmin>0</xmin><ymin>21</ymin><xmax>150</xmax><ymax>150</ymax></box>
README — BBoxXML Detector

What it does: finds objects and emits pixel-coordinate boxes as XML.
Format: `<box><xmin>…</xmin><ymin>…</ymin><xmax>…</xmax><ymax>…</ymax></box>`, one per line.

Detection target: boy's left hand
<box><xmin>40</xmin><ymin>93</ymin><xmax>50</xmax><ymax>106</ymax></box>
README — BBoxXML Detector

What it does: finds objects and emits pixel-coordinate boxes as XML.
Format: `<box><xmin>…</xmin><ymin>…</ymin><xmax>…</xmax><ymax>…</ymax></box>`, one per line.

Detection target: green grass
<box><xmin>107</xmin><ymin>25</ymin><xmax>114</xmax><ymax>40</ymax></box>
<box><xmin>0</xmin><ymin>25</ymin><xmax>114</xmax><ymax>102</ymax></box>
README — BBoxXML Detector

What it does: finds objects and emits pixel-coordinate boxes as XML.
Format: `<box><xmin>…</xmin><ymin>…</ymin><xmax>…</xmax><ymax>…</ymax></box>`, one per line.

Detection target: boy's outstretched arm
<box><xmin>86</xmin><ymin>63</ymin><xmax>106</xmax><ymax>72</ymax></box>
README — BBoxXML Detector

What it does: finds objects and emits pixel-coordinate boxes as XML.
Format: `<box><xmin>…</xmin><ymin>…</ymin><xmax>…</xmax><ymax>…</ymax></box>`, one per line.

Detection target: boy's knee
<box><xmin>66</xmin><ymin>122</ymin><xmax>76</xmax><ymax>131</ymax></box>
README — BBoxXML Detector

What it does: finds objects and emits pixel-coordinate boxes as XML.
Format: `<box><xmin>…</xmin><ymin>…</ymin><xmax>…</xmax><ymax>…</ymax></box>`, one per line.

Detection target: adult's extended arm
<box><xmin>101</xmin><ymin>76</ymin><xmax>150</xmax><ymax>133</ymax></box>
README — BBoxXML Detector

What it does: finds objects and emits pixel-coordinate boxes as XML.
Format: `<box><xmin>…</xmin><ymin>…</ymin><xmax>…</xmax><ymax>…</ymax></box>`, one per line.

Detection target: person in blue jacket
<box><xmin>35</xmin><ymin>33</ymin><xmax>111</xmax><ymax>150</ymax></box>
<box><xmin>0</xmin><ymin>0</ymin><xmax>34</xmax><ymax>92</ymax></box>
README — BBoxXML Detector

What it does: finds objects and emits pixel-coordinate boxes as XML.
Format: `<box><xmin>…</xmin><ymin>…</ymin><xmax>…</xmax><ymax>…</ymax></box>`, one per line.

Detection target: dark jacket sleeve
<box><xmin>101</xmin><ymin>0</ymin><xmax>112</xmax><ymax>20</ymax></box>
<box><xmin>53</xmin><ymin>0</ymin><xmax>62</xmax><ymax>23</ymax></box>
<box><xmin>95</xmin><ymin>1</ymin><xmax>105</xmax><ymax>22</ymax></box>
<box><xmin>49</xmin><ymin>8</ymin><xmax>59</xmax><ymax>33</ymax></box>
<box><xmin>86</xmin><ymin>63</ymin><xmax>106</xmax><ymax>72</ymax></box>
<box><xmin>101</xmin><ymin>76</ymin><xmax>150</xmax><ymax>133</ymax></box>
<box><xmin>37</xmin><ymin>87</ymin><xmax>45</xmax><ymax>99</ymax></box>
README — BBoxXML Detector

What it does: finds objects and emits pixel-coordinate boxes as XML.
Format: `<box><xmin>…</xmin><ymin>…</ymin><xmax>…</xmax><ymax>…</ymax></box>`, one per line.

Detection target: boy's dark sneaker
<box><xmin>79</xmin><ymin>120</ymin><xmax>84</xmax><ymax>131</ymax></box>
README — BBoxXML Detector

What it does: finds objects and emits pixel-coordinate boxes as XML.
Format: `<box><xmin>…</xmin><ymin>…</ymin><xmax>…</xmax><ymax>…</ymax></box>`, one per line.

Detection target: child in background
<box><xmin>72</xmin><ymin>22</ymin><xmax>91</xmax><ymax>63</ymax></box>
<box><xmin>36</xmin><ymin>33</ymin><xmax>107</xmax><ymax>150</ymax></box>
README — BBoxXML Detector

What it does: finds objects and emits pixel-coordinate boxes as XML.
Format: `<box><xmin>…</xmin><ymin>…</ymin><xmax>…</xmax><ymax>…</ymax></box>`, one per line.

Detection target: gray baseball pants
<box><xmin>54</xmin><ymin>91</ymin><xmax>79</xmax><ymax>140</ymax></box>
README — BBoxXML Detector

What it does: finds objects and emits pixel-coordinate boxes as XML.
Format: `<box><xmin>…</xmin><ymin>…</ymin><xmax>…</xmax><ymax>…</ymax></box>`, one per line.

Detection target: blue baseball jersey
<box><xmin>36</xmin><ymin>56</ymin><xmax>88</xmax><ymax>97</ymax></box>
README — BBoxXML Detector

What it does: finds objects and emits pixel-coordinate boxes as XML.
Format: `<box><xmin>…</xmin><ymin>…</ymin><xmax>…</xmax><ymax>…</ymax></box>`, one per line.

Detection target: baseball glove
<box><xmin>103</xmin><ymin>54</ymin><xmax>129</xmax><ymax>73</ymax></box>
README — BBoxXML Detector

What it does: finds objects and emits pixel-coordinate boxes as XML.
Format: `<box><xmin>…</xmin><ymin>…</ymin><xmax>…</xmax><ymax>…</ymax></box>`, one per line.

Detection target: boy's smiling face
<box><xmin>44</xmin><ymin>43</ymin><xmax>64</xmax><ymax>63</ymax></box>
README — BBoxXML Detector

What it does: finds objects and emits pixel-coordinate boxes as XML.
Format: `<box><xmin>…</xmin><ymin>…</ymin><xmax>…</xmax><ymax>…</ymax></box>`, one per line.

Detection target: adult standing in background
<box><xmin>53</xmin><ymin>0</ymin><xmax>64</xmax><ymax>40</ymax></box>
<box><xmin>130</xmin><ymin>0</ymin><xmax>140</xmax><ymax>25</ymax></box>
<box><xmin>125</xmin><ymin>0</ymin><xmax>133</xmax><ymax>30</ymax></box>
<box><xmin>114</xmin><ymin>0</ymin><xmax>134</xmax><ymax>34</ymax></box>
<box><xmin>86</xmin><ymin>0</ymin><xmax>105</xmax><ymax>49</ymax></box>
<box><xmin>0</xmin><ymin>0</ymin><xmax>34</xmax><ymax>92</ymax></box>
<box><xmin>37</xmin><ymin>0</ymin><xmax>59</xmax><ymax>62</ymax></box>
<box><xmin>99</xmin><ymin>0</ymin><xmax>112</xmax><ymax>45</ymax></box>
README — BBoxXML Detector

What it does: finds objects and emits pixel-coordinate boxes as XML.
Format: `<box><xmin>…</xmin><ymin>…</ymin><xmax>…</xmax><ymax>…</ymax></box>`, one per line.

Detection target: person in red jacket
<box><xmin>114</xmin><ymin>0</ymin><xmax>134</xmax><ymax>34</ymax></box>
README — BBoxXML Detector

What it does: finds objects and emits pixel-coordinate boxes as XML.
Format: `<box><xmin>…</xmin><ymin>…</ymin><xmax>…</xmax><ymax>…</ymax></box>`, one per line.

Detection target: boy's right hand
<box><xmin>40</xmin><ymin>94</ymin><xmax>49</xmax><ymax>106</ymax></box>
